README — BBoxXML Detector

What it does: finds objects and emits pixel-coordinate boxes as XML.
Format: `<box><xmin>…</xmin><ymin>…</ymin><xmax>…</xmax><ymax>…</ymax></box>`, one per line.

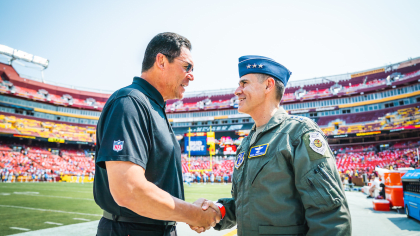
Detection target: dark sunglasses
<box><xmin>161</xmin><ymin>53</ymin><xmax>193</xmax><ymax>73</ymax></box>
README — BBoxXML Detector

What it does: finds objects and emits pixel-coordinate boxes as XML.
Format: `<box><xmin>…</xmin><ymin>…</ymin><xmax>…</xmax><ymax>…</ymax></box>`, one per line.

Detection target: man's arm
<box><xmin>107</xmin><ymin>161</ymin><xmax>219</xmax><ymax>228</ymax></box>
<box><xmin>293</xmin><ymin>131</ymin><xmax>352</xmax><ymax>236</ymax></box>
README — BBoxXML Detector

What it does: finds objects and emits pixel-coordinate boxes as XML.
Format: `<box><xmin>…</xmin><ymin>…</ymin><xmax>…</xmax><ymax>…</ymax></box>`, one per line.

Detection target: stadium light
<box><xmin>0</xmin><ymin>44</ymin><xmax>49</xmax><ymax>69</ymax></box>
<box><xmin>32</xmin><ymin>55</ymin><xmax>49</xmax><ymax>68</ymax></box>
<box><xmin>13</xmin><ymin>49</ymin><xmax>34</xmax><ymax>62</ymax></box>
<box><xmin>0</xmin><ymin>44</ymin><xmax>14</xmax><ymax>56</ymax></box>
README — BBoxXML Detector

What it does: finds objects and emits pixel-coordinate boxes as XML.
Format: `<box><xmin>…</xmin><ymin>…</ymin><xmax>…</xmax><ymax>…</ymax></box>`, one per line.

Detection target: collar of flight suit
<box><xmin>250</xmin><ymin>107</ymin><xmax>289</xmax><ymax>134</ymax></box>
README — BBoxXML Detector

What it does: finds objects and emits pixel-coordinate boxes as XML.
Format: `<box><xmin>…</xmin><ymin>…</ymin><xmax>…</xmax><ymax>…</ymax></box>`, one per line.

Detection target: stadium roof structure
<box><xmin>180</xmin><ymin>56</ymin><xmax>420</xmax><ymax>97</ymax></box>
<box><xmin>1</xmin><ymin>44</ymin><xmax>419</xmax><ymax>100</ymax></box>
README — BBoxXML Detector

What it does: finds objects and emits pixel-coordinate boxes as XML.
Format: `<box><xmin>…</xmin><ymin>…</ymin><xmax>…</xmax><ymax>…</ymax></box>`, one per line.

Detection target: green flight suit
<box><xmin>215</xmin><ymin>108</ymin><xmax>351</xmax><ymax>236</ymax></box>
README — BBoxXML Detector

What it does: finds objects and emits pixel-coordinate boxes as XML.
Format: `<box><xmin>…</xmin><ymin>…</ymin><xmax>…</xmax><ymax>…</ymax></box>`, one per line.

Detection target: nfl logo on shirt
<box><xmin>113</xmin><ymin>140</ymin><xmax>124</xmax><ymax>152</ymax></box>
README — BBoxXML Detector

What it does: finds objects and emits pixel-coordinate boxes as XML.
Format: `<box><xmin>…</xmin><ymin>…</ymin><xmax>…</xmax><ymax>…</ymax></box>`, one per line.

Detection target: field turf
<box><xmin>0</xmin><ymin>182</ymin><xmax>232</xmax><ymax>236</ymax></box>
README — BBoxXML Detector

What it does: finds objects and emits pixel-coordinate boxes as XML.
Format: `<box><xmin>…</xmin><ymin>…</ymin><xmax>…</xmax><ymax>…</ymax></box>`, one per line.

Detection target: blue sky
<box><xmin>1</xmin><ymin>0</ymin><xmax>419</xmax><ymax>93</ymax></box>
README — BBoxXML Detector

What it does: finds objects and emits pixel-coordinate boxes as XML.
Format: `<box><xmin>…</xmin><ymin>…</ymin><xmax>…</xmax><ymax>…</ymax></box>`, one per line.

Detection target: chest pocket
<box><xmin>247</xmin><ymin>146</ymin><xmax>276</xmax><ymax>185</ymax></box>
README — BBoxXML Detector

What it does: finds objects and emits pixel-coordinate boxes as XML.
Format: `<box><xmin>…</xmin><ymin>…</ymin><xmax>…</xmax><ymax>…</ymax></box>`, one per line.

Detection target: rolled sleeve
<box><xmin>96</xmin><ymin>96</ymin><xmax>151</xmax><ymax>170</ymax></box>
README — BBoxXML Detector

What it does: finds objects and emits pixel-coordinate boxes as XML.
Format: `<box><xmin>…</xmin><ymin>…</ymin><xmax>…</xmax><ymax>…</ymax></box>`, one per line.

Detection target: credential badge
<box><xmin>235</xmin><ymin>152</ymin><xmax>245</xmax><ymax>169</ymax></box>
<box><xmin>309</xmin><ymin>132</ymin><xmax>326</xmax><ymax>155</ymax></box>
<box><xmin>249</xmin><ymin>143</ymin><xmax>269</xmax><ymax>158</ymax></box>
<box><xmin>113</xmin><ymin>140</ymin><xmax>124</xmax><ymax>152</ymax></box>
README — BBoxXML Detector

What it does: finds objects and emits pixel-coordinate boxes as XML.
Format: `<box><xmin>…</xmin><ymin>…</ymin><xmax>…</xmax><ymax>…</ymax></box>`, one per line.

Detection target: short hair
<box><xmin>254</xmin><ymin>74</ymin><xmax>285</xmax><ymax>102</ymax></box>
<box><xmin>142</xmin><ymin>32</ymin><xmax>192</xmax><ymax>72</ymax></box>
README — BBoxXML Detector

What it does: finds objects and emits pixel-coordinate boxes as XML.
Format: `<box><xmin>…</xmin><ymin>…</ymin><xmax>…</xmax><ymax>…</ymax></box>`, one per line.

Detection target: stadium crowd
<box><xmin>1</xmin><ymin>140</ymin><xmax>418</xmax><ymax>183</ymax></box>
<box><xmin>0</xmin><ymin>144</ymin><xmax>94</xmax><ymax>182</ymax></box>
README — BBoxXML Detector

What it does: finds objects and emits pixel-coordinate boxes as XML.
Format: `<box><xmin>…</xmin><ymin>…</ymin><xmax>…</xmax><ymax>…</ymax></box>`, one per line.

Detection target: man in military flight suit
<box><xmin>195</xmin><ymin>56</ymin><xmax>352</xmax><ymax>235</ymax></box>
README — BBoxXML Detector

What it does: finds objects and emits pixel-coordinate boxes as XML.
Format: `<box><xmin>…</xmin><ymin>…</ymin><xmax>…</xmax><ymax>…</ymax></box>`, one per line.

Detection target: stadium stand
<box><xmin>0</xmin><ymin>114</ymin><xmax>96</xmax><ymax>142</ymax></box>
<box><xmin>1</xmin><ymin>54</ymin><xmax>420</xmax><ymax>184</ymax></box>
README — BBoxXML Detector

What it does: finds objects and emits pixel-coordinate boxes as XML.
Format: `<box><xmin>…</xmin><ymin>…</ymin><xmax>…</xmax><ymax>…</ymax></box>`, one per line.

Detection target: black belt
<box><xmin>103</xmin><ymin>211</ymin><xmax>176</xmax><ymax>226</ymax></box>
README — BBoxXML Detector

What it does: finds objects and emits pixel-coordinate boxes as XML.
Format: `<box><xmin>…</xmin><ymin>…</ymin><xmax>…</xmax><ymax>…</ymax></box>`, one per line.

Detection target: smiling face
<box><xmin>162</xmin><ymin>47</ymin><xmax>194</xmax><ymax>100</ymax></box>
<box><xmin>234</xmin><ymin>74</ymin><xmax>267</xmax><ymax>115</ymax></box>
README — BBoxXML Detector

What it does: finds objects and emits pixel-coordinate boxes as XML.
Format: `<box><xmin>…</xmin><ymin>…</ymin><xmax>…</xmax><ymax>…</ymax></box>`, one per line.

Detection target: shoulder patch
<box><xmin>303</xmin><ymin>132</ymin><xmax>329</xmax><ymax>161</ymax></box>
<box><xmin>308</xmin><ymin>132</ymin><xmax>326</xmax><ymax>155</ymax></box>
<box><xmin>235</xmin><ymin>152</ymin><xmax>245</xmax><ymax>169</ymax></box>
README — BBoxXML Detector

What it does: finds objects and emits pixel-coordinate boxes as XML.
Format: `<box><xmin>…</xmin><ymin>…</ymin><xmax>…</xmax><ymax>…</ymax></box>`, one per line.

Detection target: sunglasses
<box><xmin>161</xmin><ymin>53</ymin><xmax>194</xmax><ymax>73</ymax></box>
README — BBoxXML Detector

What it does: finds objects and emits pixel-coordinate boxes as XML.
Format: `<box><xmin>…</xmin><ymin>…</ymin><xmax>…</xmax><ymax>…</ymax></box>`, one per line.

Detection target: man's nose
<box><xmin>234</xmin><ymin>87</ymin><xmax>242</xmax><ymax>96</ymax></box>
<box><xmin>187</xmin><ymin>73</ymin><xmax>194</xmax><ymax>81</ymax></box>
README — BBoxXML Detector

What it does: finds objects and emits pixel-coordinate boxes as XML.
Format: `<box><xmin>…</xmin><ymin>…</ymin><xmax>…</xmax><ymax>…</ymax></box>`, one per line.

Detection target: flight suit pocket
<box><xmin>250</xmin><ymin>155</ymin><xmax>271</xmax><ymax>185</ymax></box>
<box><xmin>305</xmin><ymin>165</ymin><xmax>343</xmax><ymax>212</ymax></box>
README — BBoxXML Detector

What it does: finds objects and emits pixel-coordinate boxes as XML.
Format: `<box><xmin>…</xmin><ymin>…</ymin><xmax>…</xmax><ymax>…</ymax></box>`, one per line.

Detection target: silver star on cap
<box><xmin>258</xmin><ymin>64</ymin><xmax>263</xmax><ymax>68</ymax></box>
<box><xmin>246</xmin><ymin>64</ymin><xmax>251</xmax><ymax>69</ymax></box>
<box><xmin>252</xmin><ymin>64</ymin><xmax>257</xmax><ymax>68</ymax></box>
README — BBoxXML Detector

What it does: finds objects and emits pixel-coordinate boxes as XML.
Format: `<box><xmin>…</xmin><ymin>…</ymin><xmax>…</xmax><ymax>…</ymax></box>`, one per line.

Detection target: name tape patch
<box><xmin>249</xmin><ymin>143</ymin><xmax>269</xmax><ymax>158</ymax></box>
<box><xmin>235</xmin><ymin>152</ymin><xmax>245</xmax><ymax>169</ymax></box>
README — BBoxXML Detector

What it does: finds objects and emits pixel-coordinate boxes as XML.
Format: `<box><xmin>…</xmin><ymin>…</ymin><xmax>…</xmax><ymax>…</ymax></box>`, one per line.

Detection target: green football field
<box><xmin>0</xmin><ymin>182</ymin><xmax>232</xmax><ymax>236</ymax></box>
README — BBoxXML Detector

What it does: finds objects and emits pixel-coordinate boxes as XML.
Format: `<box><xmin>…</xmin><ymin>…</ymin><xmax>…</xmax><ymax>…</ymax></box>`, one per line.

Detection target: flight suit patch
<box><xmin>309</xmin><ymin>132</ymin><xmax>327</xmax><ymax>155</ymax></box>
<box><xmin>304</xmin><ymin>132</ymin><xmax>328</xmax><ymax>161</ymax></box>
<box><xmin>249</xmin><ymin>143</ymin><xmax>269</xmax><ymax>158</ymax></box>
<box><xmin>235</xmin><ymin>152</ymin><xmax>245</xmax><ymax>169</ymax></box>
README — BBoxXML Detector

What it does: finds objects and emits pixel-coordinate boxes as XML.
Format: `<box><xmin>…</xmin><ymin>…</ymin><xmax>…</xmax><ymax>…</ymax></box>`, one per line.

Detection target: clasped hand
<box><xmin>189</xmin><ymin>198</ymin><xmax>222</xmax><ymax>233</ymax></box>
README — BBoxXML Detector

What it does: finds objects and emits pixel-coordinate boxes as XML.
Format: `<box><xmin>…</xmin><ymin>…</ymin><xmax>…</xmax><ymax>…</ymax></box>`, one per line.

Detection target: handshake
<box><xmin>188</xmin><ymin>198</ymin><xmax>222</xmax><ymax>233</ymax></box>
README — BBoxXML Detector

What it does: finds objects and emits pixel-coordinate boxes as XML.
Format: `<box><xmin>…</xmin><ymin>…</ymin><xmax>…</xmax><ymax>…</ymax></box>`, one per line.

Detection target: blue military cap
<box><xmin>238</xmin><ymin>55</ymin><xmax>292</xmax><ymax>86</ymax></box>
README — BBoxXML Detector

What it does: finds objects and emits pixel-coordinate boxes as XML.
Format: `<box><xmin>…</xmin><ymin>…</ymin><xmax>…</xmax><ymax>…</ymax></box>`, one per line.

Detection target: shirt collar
<box><xmin>132</xmin><ymin>77</ymin><xmax>166</xmax><ymax>108</ymax></box>
<box><xmin>251</xmin><ymin>107</ymin><xmax>289</xmax><ymax>131</ymax></box>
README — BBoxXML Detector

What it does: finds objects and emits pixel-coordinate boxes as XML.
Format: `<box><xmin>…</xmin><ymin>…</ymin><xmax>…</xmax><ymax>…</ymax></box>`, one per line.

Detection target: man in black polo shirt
<box><xmin>94</xmin><ymin>32</ymin><xmax>220</xmax><ymax>236</ymax></box>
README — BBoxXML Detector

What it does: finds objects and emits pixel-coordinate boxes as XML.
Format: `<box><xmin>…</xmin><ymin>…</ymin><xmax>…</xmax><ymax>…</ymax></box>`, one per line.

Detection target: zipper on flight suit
<box><xmin>314</xmin><ymin>165</ymin><xmax>330</xmax><ymax>181</ymax></box>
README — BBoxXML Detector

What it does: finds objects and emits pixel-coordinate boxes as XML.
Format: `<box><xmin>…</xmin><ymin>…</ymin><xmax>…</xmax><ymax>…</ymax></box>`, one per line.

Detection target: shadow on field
<box><xmin>363</xmin><ymin>207</ymin><xmax>400</xmax><ymax>215</ymax></box>
<box><xmin>388</xmin><ymin>217</ymin><xmax>420</xmax><ymax>231</ymax></box>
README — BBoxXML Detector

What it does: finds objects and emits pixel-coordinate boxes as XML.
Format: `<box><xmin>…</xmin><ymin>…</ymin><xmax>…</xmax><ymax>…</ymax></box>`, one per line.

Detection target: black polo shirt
<box><xmin>93</xmin><ymin>77</ymin><xmax>184</xmax><ymax>220</ymax></box>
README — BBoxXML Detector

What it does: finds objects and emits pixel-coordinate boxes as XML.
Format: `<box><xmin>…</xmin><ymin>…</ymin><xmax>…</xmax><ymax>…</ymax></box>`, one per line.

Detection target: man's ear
<box><xmin>265</xmin><ymin>77</ymin><xmax>275</xmax><ymax>93</ymax></box>
<box><xmin>155</xmin><ymin>53</ymin><xmax>165</xmax><ymax>71</ymax></box>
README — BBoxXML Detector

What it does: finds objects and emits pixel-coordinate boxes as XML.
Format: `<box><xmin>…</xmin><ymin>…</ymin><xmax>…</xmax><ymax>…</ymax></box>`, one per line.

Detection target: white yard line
<box><xmin>17</xmin><ymin>194</ymin><xmax>93</xmax><ymax>201</ymax></box>
<box><xmin>10</xmin><ymin>227</ymin><xmax>31</xmax><ymax>231</ymax></box>
<box><xmin>0</xmin><ymin>185</ymin><xmax>92</xmax><ymax>194</ymax></box>
<box><xmin>73</xmin><ymin>218</ymin><xmax>91</xmax><ymax>221</ymax></box>
<box><xmin>0</xmin><ymin>205</ymin><xmax>101</xmax><ymax>217</ymax></box>
<box><xmin>0</xmin><ymin>192</ymin><xmax>93</xmax><ymax>201</ymax></box>
<box><xmin>44</xmin><ymin>222</ymin><xmax>63</xmax><ymax>226</ymax></box>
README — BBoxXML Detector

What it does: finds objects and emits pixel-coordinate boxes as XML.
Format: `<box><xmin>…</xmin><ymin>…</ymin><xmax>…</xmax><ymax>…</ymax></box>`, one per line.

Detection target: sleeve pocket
<box><xmin>304</xmin><ymin>165</ymin><xmax>344</xmax><ymax>212</ymax></box>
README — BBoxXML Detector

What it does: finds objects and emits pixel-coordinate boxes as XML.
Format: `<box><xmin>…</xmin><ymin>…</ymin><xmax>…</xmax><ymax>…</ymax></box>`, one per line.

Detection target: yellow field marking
<box><xmin>223</xmin><ymin>229</ymin><xmax>237</xmax><ymax>236</ymax></box>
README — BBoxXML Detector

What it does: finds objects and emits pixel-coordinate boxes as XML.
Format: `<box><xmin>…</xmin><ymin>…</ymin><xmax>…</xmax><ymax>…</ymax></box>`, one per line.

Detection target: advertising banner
<box><xmin>351</xmin><ymin>68</ymin><xmax>385</xmax><ymax>78</ymax></box>
<box><xmin>185</xmin><ymin>136</ymin><xmax>207</xmax><ymax>155</ymax></box>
